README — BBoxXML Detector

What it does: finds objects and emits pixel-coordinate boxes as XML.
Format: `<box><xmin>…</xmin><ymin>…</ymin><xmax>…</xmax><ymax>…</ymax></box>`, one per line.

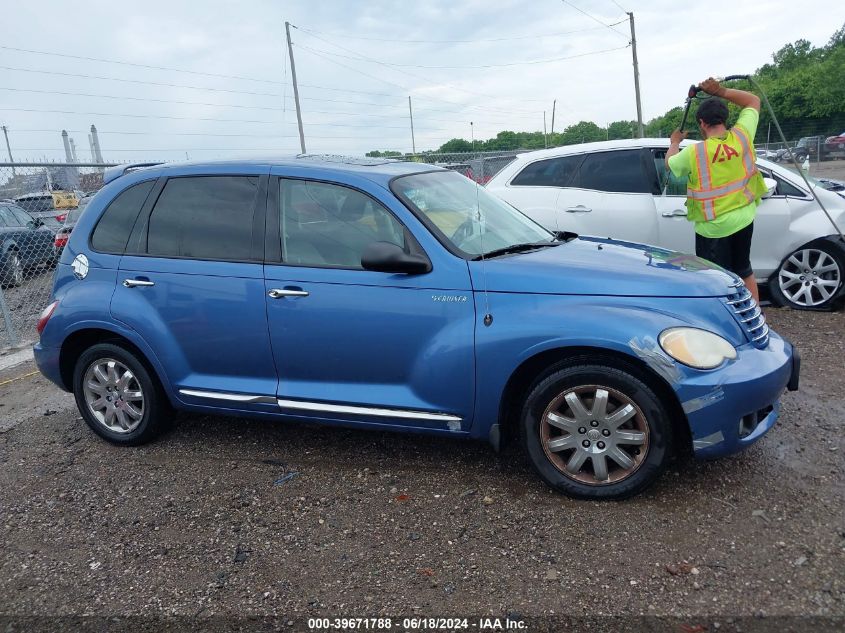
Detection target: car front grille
<box><xmin>725</xmin><ymin>280</ymin><xmax>769</xmax><ymax>348</ymax></box>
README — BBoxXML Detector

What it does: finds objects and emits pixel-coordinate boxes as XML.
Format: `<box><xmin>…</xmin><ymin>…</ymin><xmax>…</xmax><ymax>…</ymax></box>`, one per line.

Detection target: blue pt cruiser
<box><xmin>34</xmin><ymin>156</ymin><xmax>800</xmax><ymax>499</ymax></box>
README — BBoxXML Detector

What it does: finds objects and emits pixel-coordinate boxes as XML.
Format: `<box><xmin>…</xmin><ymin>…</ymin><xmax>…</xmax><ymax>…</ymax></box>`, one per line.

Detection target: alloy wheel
<box><xmin>540</xmin><ymin>385</ymin><xmax>649</xmax><ymax>485</ymax></box>
<box><xmin>82</xmin><ymin>358</ymin><xmax>145</xmax><ymax>433</ymax></box>
<box><xmin>778</xmin><ymin>248</ymin><xmax>841</xmax><ymax>308</ymax></box>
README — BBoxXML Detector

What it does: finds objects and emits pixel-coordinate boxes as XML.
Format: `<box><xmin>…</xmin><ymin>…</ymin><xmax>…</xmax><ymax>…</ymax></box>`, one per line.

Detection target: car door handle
<box><xmin>268</xmin><ymin>288</ymin><xmax>309</xmax><ymax>299</ymax></box>
<box><xmin>661</xmin><ymin>209</ymin><xmax>688</xmax><ymax>217</ymax></box>
<box><xmin>565</xmin><ymin>205</ymin><xmax>592</xmax><ymax>213</ymax></box>
<box><xmin>122</xmin><ymin>279</ymin><xmax>155</xmax><ymax>288</ymax></box>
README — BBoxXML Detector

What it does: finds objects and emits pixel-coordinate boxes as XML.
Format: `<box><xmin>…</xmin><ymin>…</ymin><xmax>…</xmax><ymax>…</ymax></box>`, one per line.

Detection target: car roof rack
<box><xmin>103</xmin><ymin>162</ymin><xmax>165</xmax><ymax>185</ymax></box>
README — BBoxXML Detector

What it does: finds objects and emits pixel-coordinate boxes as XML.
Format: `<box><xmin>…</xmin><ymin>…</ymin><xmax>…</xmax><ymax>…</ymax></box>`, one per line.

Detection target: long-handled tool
<box><xmin>676</xmin><ymin>75</ymin><xmax>844</xmax><ymax>242</ymax></box>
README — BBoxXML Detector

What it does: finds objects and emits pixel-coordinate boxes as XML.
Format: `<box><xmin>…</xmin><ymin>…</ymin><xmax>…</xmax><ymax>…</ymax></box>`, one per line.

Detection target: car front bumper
<box><xmin>679</xmin><ymin>331</ymin><xmax>798</xmax><ymax>459</ymax></box>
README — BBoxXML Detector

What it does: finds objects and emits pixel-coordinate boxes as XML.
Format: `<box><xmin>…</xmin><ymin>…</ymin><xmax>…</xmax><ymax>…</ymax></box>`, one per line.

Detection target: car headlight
<box><xmin>658</xmin><ymin>327</ymin><xmax>737</xmax><ymax>369</ymax></box>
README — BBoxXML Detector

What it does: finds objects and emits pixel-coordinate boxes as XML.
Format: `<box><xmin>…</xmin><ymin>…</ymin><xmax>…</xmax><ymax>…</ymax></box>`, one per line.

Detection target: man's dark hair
<box><xmin>696</xmin><ymin>97</ymin><xmax>729</xmax><ymax>126</ymax></box>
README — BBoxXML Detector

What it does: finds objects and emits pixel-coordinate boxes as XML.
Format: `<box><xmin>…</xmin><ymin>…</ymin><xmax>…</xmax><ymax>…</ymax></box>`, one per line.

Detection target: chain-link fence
<box><xmin>0</xmin><ymin>162</ymin><xmax>114</xmax><ymax>349</ymax></box>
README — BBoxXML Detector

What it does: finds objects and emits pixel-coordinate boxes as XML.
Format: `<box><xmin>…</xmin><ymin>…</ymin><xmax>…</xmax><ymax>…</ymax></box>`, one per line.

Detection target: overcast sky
<box><xmin>0</xmin><ymin>0</ymin><xmax>840</xmax><ymax>162</ymax></box>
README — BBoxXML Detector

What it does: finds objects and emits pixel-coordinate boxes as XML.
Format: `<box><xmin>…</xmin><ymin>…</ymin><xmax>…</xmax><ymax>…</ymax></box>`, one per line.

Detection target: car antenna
<box><xmin>474</xmin><ymin>179</ymin><xmax>493</xmax><ymax>327</ymax></box>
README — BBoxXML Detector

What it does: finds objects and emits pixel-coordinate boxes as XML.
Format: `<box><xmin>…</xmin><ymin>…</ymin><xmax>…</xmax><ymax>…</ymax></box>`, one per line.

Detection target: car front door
<box><xmin>555</xmin><ymin>148</ymin><xmax>660</xmax><ymax>243</ymax></box>
<box><xmin>649</xmin><ymin>148</ymin><xmax>696</xmax><ymax>255</ymax></box>
<box><xmin>110</xmin><ymin>171</ymin><xmax>280</xmax><ymax>410</ymax></box>
<box><xmin>263</xmin><ymin>173</ymin><xmax>475</xmax><ymax>431</ymax></box>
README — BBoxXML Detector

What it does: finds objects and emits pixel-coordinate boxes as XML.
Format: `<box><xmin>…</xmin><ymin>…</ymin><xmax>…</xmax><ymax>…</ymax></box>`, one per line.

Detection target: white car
<box><xmin>486</xmin><ymin>138</ymin><xmax>845</xmax><ymax>310</ymax></box>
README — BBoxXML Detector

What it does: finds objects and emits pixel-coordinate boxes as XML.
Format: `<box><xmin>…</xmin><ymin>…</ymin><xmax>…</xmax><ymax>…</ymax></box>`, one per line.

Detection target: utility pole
<box><xmin>2</xmin><ymin>125</ymin><xmax>15</xmax><ymax>176</ymax></box>
<box><xmin>551</xmin><ymin>100</ymin><xmax>556</xmax><ymax>136</ymax></box>
<box><xmin>628</xmin><ymin>12</ymin><xmax>644</xmax><ymax>138</ymax></box>
<box><xmin>544</xmin><ymin>113</ymin><xmax>549</xmax><ymax>148</ymax></box>
<box><xmin>470</xmin><ymin>121</ymin><xmax>475</xmax><ymax>151</ymax></box>
<box><xmin>408</xmin><ymin>96</ymin><xmax>416</xmax><ymax>155</ymax></box>
<box><xmin>285</xmin><ymin>21</ymin><xmax>306</xmax><ymax>154</ymax></box>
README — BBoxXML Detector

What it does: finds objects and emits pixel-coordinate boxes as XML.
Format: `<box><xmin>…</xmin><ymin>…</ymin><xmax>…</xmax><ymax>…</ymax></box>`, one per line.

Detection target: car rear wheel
<box><xmin>73</xmin><ymin>343</ymin><xmax>172</xmax><ymax>445</ymax></box>
<box><xmin>769</xmin><ymin>240</ymin><xmax>844</xmax><ymax>310</ymax></box>
<box><xmin>521</xmin><ymin>362</ymin><xmax>672</xmax><ymax>499</ymax></box>
<box><xmin>1</xmin><ymin>251</ymin><xmax>24</xmax><ymax>288</ymax></box>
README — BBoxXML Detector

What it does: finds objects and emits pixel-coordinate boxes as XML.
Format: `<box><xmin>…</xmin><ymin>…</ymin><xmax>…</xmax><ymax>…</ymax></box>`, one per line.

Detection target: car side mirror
<box><xmin>27</xmin><ymin>220</ymin><xmax>39</xmax><ymax>229</ymax></box>
<box><xmin>762</xmin><ymin>177</ymin><xmax>777</xmax><ymax>199</ymax></box>
<box><xmin>361</xmin><ymin>241</ymin><xmax>431</xmax><ymax>275</ymax></box>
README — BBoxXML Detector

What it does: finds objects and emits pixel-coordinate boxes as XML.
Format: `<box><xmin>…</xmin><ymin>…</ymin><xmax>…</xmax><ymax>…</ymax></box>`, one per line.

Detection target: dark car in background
<box><xmin>54</xmin><ymin>196</ymin><xmax>92</xmax><ymax>257</ymax></box>
<box><xmin>0</xmin><ymin>202</ymin><xmax>57</xmax><ymax>287</ymax></box>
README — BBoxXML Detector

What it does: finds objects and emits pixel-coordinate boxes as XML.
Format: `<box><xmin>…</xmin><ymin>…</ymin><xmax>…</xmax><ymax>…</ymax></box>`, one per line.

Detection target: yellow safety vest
<box><xmin>685</xmin><ymin>125</ymin><xmax>768</xmax><ymax>222</ymax></box>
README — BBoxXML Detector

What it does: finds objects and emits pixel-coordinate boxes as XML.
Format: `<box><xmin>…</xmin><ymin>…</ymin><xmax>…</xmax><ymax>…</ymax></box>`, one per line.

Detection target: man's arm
<box><xmin>699</xmin><ymin>77</ymin><xmax>760</xmax><ymax>112</ymax></box>
<box><xmin>665</xmin><ymin>129</ymin><xmax>687</xmax><ymax>168</ymax></box>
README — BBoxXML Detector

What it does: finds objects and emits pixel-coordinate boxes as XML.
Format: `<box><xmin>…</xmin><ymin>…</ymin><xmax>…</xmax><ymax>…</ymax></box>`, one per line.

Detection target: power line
<box><xmin>0</xmin><ymin>65</ymin><xmax>281</xmax><ymax>97</ymax></box>
<box><xmin>609</xmin><ymin>0</ymin><xmax>628</xmax><ymax>12</ymax></box>
<box><xmin>298</xmin><ymin>44</ymin><xmax>628</xmax><ymax>70</ymax></box>
<box><xmin>296</xmin><ymin>40</ymin><xmax>630</xmax><ymax>70</ymax></box>
<box><xmin>294</xmin><ymin>34</ymin><xmax>545</xmax><ymax>108</ymax></box>
<box><xmin>560</xmin><ymin>0</ymin><xmax>629</xmax><ymax>39</ymax></box>
<box><xmin>0</xmin><ymin>63</ymin><xmax>541</xmax><ymax>117</ymax></box>
<box><xmin>0</xmin><ymin>45</ymin><xmax>281</xmax><ymax>84</ymax></box>
<box><xmin>295</xmin><ymin>23</ymin><xmax>620</xmax><ymax>44</ymax></box>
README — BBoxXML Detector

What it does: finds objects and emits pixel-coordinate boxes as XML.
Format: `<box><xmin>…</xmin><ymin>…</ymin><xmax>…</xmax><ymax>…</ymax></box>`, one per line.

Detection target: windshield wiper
<box><xmin>472</xmin><ymin>240</ymin><xmax>559</xmax><ymax>260</ymax></box>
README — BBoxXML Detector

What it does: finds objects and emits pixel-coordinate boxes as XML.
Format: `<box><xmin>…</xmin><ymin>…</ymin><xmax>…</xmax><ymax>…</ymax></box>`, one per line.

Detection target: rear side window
<box><xmin>578</xmin><ymin>149</ymin><xmax>652</xmax><ymax>194</ymax></box>
<box><xmin>147</xmin><ymin>176</ymin><xmax>259</xmax><ymax>260</ymax></box>
<box><xmin>511</xmin><ymin>155</ymin><xmax>583</xmax><ymax>187</ymax></box>
<box><xmin>91</xmin><ymin>181</ymin><xmax>155</xmax><ymax>253</ymax></box>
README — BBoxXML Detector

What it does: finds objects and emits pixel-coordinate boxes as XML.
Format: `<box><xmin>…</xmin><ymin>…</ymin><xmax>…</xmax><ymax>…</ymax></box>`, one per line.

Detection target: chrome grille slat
<box><xmin>724</xmin><ymin>281</ymin><xmax>769</xmax><ymax>348</ymax></box>
<box><xmin>739</xmin><ymin>307</ymin><xmax>762</xmax><ymax>322</ymax></box>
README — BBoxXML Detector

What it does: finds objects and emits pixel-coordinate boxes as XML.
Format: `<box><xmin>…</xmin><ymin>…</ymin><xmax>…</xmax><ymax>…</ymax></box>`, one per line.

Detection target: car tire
<box><xmin>1</xmin><ymin>250</ymin><xmax>24</xmax><ymax>288</ymax></box>
<box><xmin>73</xmin><ymin>343</ymin><xmax>173</xmax><ymax>446</ymax></box>
<box><xmin>521</xmin><ymin>362</ymin><xmax>672</xmax><ymax>500</ymax></box>
<box><xmin>769</xmin><ymin>239</ymin><xmax>845</xmax><ymax>311</ymax></box>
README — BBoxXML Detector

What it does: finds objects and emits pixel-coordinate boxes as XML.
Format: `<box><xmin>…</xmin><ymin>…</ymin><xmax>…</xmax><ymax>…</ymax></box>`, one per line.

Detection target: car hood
<box><xmin>469</xmin><ymin>236</ymin><xmax>736</xmax><ymax>298</ymax></box>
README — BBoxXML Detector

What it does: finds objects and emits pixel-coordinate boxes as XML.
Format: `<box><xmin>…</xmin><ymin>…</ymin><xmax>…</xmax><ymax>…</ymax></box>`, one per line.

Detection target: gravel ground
<box><xmin>0</xmin><ymin>308</ymin><xmax>843</xmax><ymax>631</ymax></box>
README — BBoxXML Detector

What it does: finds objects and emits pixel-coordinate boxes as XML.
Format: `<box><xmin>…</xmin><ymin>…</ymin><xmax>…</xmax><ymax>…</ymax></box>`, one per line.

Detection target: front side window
<box><xmin>0</xmin><ymin>207</ymin><xmax>12</xmax><ymax>227</ymax></box>
<box><xmin>510</xmin><ymin>155</ymin><xmax>583</xmax><ymax>187</ymax></box>
<box><xmin>652</xmin><ymin>150</ymin><xmax>688</xmax><ymax>196</ymax></box>
<box><xmin>578</xmin><ymin>149</ymin><xmax>652</xmax><ymax>194</ymax></box>
<box><xmin>8</xmin><ymin>206</ymin><xmax>32</xmax><ymax>227</ymax></box>
<box><xmin>279</xmin><ymin>179</ymin><xmax>405</xmax><ymax>268</ymax></box>
<box><xmin>91</xmin><ymin>180</ymin><xmax>155</xmax><ymax>254</ymax></box>
<box><xmin>392</xmin><ymin>170</ymin><xmax>553</xmax><ymax>257</ymax></box>
<box><xmin>147</xmin><ymin>176</ymin><xmax>259</xmax><ymax>260</ymax></box>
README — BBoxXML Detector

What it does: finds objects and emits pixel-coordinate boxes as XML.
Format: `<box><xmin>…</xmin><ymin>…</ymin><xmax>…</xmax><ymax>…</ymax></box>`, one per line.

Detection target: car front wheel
<box><xmin>521</xmin><ymin>362</ymin><xmax>672</xmax><ymax>500</ymax></box>
<box><xmin>769</xmin><ymin>240</ymin><xmax>844</xmax><ymax>310</ymax></box>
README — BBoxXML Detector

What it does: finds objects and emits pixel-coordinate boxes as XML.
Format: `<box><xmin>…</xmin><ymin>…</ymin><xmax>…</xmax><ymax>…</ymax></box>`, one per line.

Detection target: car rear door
<box><xmin>110</xmin><ymin>169</ymin><xmax>280</xmax><ymax>410</ymax></box>
<box><xmin>554</xmin><ymin>148</ymin><xmax>660</xmax><ymax>243</ymax></box>
<box><xmin>263</xmin><ymin>172</ymin><xmax>475</xmax><ymax>431</ymax></box>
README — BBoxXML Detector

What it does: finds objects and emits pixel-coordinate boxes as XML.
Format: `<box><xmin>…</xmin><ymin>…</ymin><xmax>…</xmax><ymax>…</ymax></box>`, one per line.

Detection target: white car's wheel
<box><xmin>770</xmin><ymin>240</ymin><xmax>845</xmax><ymax>310</ymax></box>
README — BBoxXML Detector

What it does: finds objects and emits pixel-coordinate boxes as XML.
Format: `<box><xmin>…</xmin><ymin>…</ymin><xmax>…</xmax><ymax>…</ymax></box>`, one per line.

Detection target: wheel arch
<box><xmin>59</xmin><ymin>328</ymin><xmax>170</xmax><ymax>402</ymax></box>
<box><xmin>496</xmin><ymin>345</ymin><xmax>691</xmax><ymax>455</ymax></box>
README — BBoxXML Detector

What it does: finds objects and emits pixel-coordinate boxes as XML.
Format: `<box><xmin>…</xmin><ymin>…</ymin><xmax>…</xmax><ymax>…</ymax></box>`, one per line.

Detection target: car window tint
<box><xmin>279</xmin><ymin>179</ymin><xmax>405</xmax><ymax>268</ymax></box>
<box><xmin>91</xmin><ymin>180</ymin><xmax>155</xmax><ymax>254</ymax></box>
<box><xmin>147</xmin><ymin>176</ymin><xmax>258</xmax><ymax>260</ymax></box>
<box><xmin>578</xmin><ymin>149</ymin><xmax>651</xmax><ymax>194</ymax></box>
<box><xmin>774</xmin><ymin>174</ymin><xmax>805</xmax><ymax>197</ymax></box>
<box><xmin>0</xmin><ymin>207</ymin><xmax>11</xmax><ymax>227</ymax></box>
<box><xmin>9</xmin><ymin>206</ymin><xmax>34</xmax><ymax>226</ymax></box>
<box><xmin>651</xmin><ymin>150</ymin><xmax>687</xmax><ymax>196</ymax></box>
<box><xmin>16</xmin><ymin>196</ymin><xmax>54</xmax><ymax>214</ymax></box>
<box><xmin>510</xmin><ymin>155</ymin><xmax>583</xmax><ymax>187</ymax></box>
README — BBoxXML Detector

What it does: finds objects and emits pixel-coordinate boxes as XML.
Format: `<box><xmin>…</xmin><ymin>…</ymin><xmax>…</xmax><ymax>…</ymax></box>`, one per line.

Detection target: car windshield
<box><xmin>392</xmin><ymin>170</ymin><xmax>554</xmax><ymax>257</ymax></box>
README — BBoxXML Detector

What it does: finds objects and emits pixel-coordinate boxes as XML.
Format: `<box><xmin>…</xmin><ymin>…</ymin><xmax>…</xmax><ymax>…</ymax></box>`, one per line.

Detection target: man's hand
<box><xmin>670</xmin><ymin>129</ymin><xmax>688</xmax><ymax>146</ymax></box>
<box><xmin>700</xmin><ymin>77</ymin><xmax>725</xmax><ymax>96</ymax></box>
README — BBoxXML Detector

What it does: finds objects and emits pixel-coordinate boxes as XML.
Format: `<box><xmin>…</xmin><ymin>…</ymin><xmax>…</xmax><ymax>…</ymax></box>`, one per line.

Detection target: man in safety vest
<box><xmin>666</xmin><ymin>77</ymin><xmax>768</xmax><ymax>302</ymax></box>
